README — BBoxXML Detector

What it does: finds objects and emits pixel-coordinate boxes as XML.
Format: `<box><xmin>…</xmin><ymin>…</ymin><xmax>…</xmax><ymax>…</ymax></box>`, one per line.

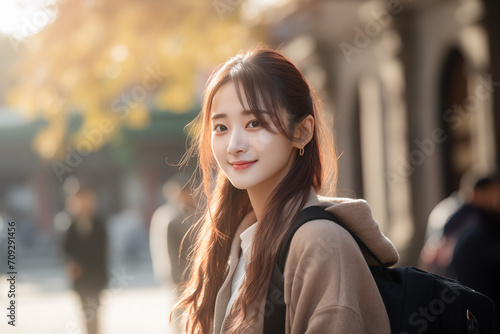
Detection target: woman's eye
<box><xmin>247</xmin><ymin>120</ymin><xmax>260</xmax><ymax>128</ymax></box>
<box><xmin>213</xmin><ymin>124</ymin><xmax>227</xmax><ymax>132</ymax></box>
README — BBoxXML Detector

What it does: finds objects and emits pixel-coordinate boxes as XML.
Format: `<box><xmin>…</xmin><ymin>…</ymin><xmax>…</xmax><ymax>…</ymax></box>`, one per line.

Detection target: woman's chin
<box><xmin>229</xmin><ymin>182</ymin><xmax>249</xmax><ymax>190</ymax></box>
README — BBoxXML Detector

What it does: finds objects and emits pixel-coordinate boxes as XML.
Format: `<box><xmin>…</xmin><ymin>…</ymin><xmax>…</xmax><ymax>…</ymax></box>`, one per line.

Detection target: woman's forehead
<box><xmin>211</xmin><ymin>83</ymin><xmax>255</xmax><ymax>115</ymax></box>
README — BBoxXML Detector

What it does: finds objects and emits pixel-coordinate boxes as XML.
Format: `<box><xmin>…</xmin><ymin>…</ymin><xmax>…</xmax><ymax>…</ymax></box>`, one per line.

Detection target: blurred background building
<box><xmin>0</xmin><ymin>0</ymin><xmax>499</xmax><ymax>332</ymax></box>
<box><xmin>258</xmin><ymin>0</ymin><xmax>500</xmax><ymax>265</ymax></box>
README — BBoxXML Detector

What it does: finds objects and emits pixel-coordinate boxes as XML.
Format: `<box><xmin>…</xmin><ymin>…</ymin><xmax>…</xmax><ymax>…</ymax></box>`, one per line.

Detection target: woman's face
<box><xmin>210</xmin><ymin>82</ymin><xmax>297</xmax><ymax>194</ymax></box>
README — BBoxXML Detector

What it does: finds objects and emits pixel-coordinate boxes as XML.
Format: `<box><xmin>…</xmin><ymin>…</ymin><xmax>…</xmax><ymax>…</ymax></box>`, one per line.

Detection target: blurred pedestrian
<box><xmin>149</xmin><ymin>174</ymin><xmax>197</xmax><ymax>333</ymax></box>
<box><xmin>62</xmin><ymin>187</ymin><xmax>108</xmax><ymax>334</ymax></box>
<box><xmin>449</xmin><ymin>175</ymin><xmax>500</xmax><ymax>329</ymax></box>
<box><xmin>150</xmin><ymin>174</ymin><xmax>197</xmax><ymax>286</ymax></box>
<box><xmin>418</xmin><ymin>172</ymin><xmax>477</xmax><ymax>275</ymax></box>
<box><xmin>419</xmin><ymin>191</ymin><xmax>463</xmax><ymax>276</ymax></box>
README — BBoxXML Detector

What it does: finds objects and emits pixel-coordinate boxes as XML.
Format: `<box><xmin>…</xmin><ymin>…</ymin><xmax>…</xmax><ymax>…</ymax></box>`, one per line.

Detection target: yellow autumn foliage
<box><xmin>5</xmin><ymin>0</ymin><xmax>265</xmax><ymax>159</ymax></box>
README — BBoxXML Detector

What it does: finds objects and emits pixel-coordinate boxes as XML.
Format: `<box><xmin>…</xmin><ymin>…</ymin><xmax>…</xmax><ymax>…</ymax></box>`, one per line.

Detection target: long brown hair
<box><xmin>172</xmin><ymin>47</ymin><xmax>337</xmax><ymax>333</ymax></box>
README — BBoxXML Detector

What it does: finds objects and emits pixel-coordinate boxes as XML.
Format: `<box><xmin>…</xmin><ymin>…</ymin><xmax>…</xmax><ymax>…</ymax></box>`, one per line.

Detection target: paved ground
<box><xmin>0</xmin><ymin>282</ymin><xmax>178</xmax><ymax>334</ymax></box>
<box><xmin>0</xmin><ymin>254</ymin><xmax>182</xmax><ymax>334</ymax></box>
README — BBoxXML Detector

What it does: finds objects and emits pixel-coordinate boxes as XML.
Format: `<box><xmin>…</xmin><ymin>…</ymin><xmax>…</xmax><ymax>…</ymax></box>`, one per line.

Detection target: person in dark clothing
<box><xmin>442</xmin><ymin>175</ymin><xmax>499</xmax><ymax>239</ymax></box>
<box><xmin>449</xmin><ymin>175</ymin><xmax>500</xmax><ymax>330</ymax></box>
<box><xmin>428</xmin><ymin>174</ymin><xmax>500</xmax><ymax>278</ymax></box>
<box><xmin>63</xmin><ymin>188</ymin><xmax>108</xmax><ymax>334</ymax></box>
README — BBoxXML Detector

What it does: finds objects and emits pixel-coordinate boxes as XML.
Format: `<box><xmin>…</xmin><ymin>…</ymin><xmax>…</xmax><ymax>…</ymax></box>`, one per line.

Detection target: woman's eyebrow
<box><xmin>211</xmin><ymin>113</ymin><xmax>227</xmax><ymax>120</ymax></box>
<box><xmin>242</xmin><ymin>109</ymin><xmax>270</xmax><ymax>116</ymax></box>
<box><xmin>211</xmin><ymin>109</ymin><xmax>269</xmax><ymax>120</ymax></box>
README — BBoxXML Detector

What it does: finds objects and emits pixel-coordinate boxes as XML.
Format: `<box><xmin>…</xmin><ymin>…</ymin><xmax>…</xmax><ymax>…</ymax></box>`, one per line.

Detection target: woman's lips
<box><xmin>230</xmin><ymin>161</ymin><xmax>257</xmax><ymax>170</ymax></box>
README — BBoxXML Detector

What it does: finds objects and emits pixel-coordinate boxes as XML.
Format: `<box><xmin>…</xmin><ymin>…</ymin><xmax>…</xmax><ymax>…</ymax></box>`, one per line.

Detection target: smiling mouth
<box><xmin>230</xmin><ymin>161</ymin><xmax>257</xmax><ymax>170</ymax></box>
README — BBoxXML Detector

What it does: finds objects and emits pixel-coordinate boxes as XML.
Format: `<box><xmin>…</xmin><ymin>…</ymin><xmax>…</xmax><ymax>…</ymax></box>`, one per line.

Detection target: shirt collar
<box><xmin>240</xmin><ymin>222</ymin><xmax>257</xmax><ymax>263</ymax></box>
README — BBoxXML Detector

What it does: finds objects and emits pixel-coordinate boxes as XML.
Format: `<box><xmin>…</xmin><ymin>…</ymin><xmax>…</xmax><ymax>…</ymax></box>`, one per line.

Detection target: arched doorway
<box><xmin>439</xmin><ymin>49</ymin><xmax>474</xmax><ymax>196</ymax></box>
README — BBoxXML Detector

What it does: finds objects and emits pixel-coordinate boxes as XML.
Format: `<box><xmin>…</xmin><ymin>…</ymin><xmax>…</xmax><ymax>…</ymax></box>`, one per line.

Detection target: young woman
<box><xmin>172</xmin><ymin>47</ymin><xmax>399</xmax><ymax>334</ymax></box>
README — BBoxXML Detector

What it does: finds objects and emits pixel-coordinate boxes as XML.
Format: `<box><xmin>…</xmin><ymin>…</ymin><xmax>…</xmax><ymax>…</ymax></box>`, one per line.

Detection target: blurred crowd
<box><xmin>420</xmin><ymin>171</ymin><xmax>500</xmax><ymax>322</ymax></box>
<box><xmin>55</xmin><ymin>173</ymin><xmax>198</xmax><ymax>334</ymax></box>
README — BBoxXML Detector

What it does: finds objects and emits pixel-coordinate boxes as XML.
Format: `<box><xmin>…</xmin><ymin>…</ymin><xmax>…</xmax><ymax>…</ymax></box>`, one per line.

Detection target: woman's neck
<box><xmin>247</xmin><ymin>184</ymin><xmax>275</xmax><ymax>223</ymax></box>
<box><xmin>248</xmin><ymin>185</ymin><xmax>317</xmax><ymax>225</ymax></box>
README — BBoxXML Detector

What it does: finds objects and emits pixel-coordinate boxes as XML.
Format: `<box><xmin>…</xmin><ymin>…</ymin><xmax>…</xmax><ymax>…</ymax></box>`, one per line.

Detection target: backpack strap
<box><xmin>276</xmin><ymin>205</ymin><xmax>386</xmax><ymax>273</ymax></box>
<box><xmin>264</xmin><ymin>205</ymin><xmax>386</xmax><ymax>334</ymax></box>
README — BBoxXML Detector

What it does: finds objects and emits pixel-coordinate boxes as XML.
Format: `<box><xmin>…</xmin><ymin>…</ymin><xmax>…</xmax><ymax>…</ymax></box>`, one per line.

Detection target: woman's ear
<box><xmin>293</xmin><ymin>115</ymin><xmax>314</xmax><ymax>148</ymax></box>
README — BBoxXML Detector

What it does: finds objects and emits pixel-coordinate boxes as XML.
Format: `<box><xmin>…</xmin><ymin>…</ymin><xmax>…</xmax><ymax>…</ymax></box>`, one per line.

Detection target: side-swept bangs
<box><xmin>230</xmin><ymin>65</ymin><xmax>292</xmax><ymax>137</ymax></box>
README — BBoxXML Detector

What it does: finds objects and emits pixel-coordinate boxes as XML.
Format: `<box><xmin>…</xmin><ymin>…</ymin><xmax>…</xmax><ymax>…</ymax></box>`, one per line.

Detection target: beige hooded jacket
<box><xmin>213</xmin><ymin>191</ymin><xmax>400</xmax><ymax>334</ymax></box>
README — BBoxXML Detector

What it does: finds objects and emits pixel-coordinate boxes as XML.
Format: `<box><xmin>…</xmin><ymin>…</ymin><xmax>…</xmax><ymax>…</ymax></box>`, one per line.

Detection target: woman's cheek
<box><xmin>211</xmin><ymin>135</ymin><xmax>223</xmax><ymax>165</ymax></box>
<box><xmin>255</xmin><ymin>130</ymin><xmax>273</xmax><ymax>150</ymax></box>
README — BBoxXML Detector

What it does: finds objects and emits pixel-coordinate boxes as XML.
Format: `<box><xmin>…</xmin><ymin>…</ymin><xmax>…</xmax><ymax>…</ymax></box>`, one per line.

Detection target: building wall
<box><xmin>267</xmin><ymin>0</ymin><xmax>498</xmax><ymax>265</ymax></box>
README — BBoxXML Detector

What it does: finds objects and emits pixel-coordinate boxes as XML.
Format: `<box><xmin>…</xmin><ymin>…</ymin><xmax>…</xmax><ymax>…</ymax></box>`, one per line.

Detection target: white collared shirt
<box><xmin>224</xmin><ymin>222</ymin><xmax>258</xmax><ymax>318</ymax></box>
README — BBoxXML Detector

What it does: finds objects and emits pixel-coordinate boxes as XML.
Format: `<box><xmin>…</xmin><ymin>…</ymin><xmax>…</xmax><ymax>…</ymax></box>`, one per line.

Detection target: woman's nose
<box><xmin>227</xmin><ymin>128</ymin><xmax>249</xmax><ymax>155</ymax></box>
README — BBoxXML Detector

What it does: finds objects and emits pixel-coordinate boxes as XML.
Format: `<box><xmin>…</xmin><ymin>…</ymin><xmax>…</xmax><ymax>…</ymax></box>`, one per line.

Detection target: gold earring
<box><xmin>299</xmin><ymin>143</ymin><xmax>305</xmax><ymax>156</ymax></box>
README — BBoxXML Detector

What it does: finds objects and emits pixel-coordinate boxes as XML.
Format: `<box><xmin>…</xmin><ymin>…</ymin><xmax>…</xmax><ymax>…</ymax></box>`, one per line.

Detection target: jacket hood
<box><xmin>316</xmin><ymin>195</ymin><xmax>400</xmax><ymax>267</ymax></box>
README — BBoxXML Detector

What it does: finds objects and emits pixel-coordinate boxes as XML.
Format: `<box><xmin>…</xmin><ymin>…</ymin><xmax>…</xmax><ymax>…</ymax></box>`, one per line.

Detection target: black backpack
<box><xmin>263</xmin><ymin>206</ymin><xmax>496</xmax><ymax>334</ymax></box>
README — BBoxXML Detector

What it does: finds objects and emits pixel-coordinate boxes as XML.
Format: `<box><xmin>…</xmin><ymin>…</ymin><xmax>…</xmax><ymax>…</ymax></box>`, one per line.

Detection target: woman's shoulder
<box><xmin>319</xmin><ymin>196</ymin><xmax>399</xmax><ymax>266</ymax></box>
<box><xmin>290</xmin><ymin>218</ymin><xmax>360</xmax><ymax>255</ymax></box>
<box><xmin>293</xmin><ymin>216</ymin><xmax>349</xmax><ymax>236</ymax></box>
<box><xmin>291</xmin><ymin>193</ymin><xmax>400</xmax><ymax>266</ymax></box>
